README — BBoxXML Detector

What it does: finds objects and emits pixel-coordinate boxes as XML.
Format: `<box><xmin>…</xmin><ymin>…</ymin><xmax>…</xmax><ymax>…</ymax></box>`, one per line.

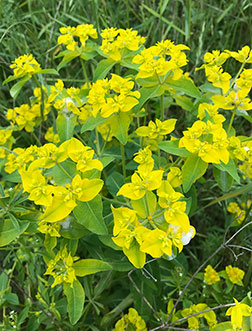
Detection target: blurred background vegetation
<box><xmin>1</xmin><ymin>0</ymin><xmax>252</xmax><ymax>79</ymax></box>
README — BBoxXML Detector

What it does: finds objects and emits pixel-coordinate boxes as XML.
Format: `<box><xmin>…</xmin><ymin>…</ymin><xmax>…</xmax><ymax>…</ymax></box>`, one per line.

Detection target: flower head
<box><xmin>225</xmin><ymin>265</ymin><xmax>244</xmax><ymax>284</ymax></box>
<box><xmin>204</xmin><ymin>265</ymin><xmax>220</xmax><ymax>285</ymax></box>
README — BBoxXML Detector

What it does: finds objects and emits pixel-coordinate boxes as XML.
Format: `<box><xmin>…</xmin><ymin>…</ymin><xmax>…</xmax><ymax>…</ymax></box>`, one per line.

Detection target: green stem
<box><xmin>116</xmin><ymin>62</ymin><xmax>121</xmax><ymax>75</ymax></box>
<box><xmin>0</xmin><ymin>146</ymin><xmax>17</xmax><ymax>155</ymax></box>
<box><xmin>31</xmin><ymin>131</ymin><xmax>42</xmax><ymax>146</ymax></box>
<box><xmin>144</xmin><ymin>193</ymin><xmax>150</xmax><ymax>217</ymax></box>
<box><xmin>227</xmin><ymin>107</ymin><xmax>236</xmax><ymax>135</ymax></box>
<box><xmin>100</xmin><ymin>127</ymin><xmax>111</xmax><ymax>156</ymax></box>
<box><xmin>120</xmin><ymin>143</ymin><xmax>126</xmax><ymax>179</ymax></box>
<box><xmin>160</xmin><ymin>93</ymin><xmax>164</xmax><ymax>121</ymax></box>
<box><xmin>230</xmin><ymin>61</ymin><xmax>246</xmax><ymax>89</ymax></box>
<box><xmin>56</xmin><ymin>162</ymin><xmax>72</xmax><ymax>180</ymax></box>
<box><xmin>95</xmin><ymin>129</ymin><xmax>101</xmax><ymax>156</ymax></box>
<box><xmin>101</xmin><ymin>196</ymin><xmax>129</xmax><ymax>207</ymax></box>
<box><xmin>80</xmin><ymin>58</ymin><xmax>90</xmax><ymax>88</ymax></box>
<box><xmin>158</xmin><ymin>148</ymin><xmax>161</xmax><ymax>169</ymax></box>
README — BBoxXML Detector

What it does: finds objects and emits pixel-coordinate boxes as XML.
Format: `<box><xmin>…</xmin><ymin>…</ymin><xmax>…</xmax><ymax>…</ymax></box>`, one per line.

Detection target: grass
<box><xmin>0</xmin><ymin>0</ymin><xmax>251</xmax><ymax>110</ymax></box>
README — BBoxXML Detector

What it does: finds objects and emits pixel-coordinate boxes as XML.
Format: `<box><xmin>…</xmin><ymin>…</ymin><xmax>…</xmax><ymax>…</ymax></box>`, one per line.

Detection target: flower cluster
<box><xmin>5</xmin><ymin>138</ymin><xmax>103</xmax><ymax>235</ymax></box>
<box><xmin>203</xmin><ymin>264</ymin><xmax>245</xmax><ymax>286</ymax></box>
<box><xmin>136</xmin><ymin>118</ymin><xmax>176</xmax><ymax>150</ymax></box>
<box><xmin>100</xmin><ymin>27</ymin><xmax>145</xmax><ymax>61</ymax></box>
<box><xmin>179</xmin><ymin>120</ymin><xmax>229</xmax><ymax>164</ymax></box>
<box><xmin>44</xmin><ymin>246</ymin><xmax>79</xmax><ymax>287</ymax></box>
<box><xmin>58</xmin><ymin>24</ymin><xmax>97</xmax><ymax>51</ymax></box>
<box><xmin>133</xmin><ymin>40</ymin><xmax>189</xmax><ymax>80</ymax></box>
<box><xmin>10</xmin><ymin>54</ymin><xmax>41</xmax><ymax>78</ymax></box>
<box><xmin>181</xmin><ymin>303</ymin><xmax>217</xmax><ymax>330</ymax></box>
<box><xmin>227</xmin><ymin>202</ymin><xmax>246</xmax><ymax>224</ymax></box>
<box><xmin>112</xmin><ymin>148</ymin><xmax>195</xmax><ymax>268</ymax></box>
<box><xmin>6</xmin><ymin>86</ymin><xmax>51</xmax><ymax>132</ymax></box>
<box><xmin>113</xmin><ymin>308</ymin><xmax>147</xmax><ymax>331</ymax></box>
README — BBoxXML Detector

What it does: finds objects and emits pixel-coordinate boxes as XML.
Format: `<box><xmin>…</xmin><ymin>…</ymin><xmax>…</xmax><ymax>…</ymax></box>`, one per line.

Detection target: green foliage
<box><xmin>0</xmin><ymin>1</ymin><xmax>252</xmax><ymax>330</ymax></box>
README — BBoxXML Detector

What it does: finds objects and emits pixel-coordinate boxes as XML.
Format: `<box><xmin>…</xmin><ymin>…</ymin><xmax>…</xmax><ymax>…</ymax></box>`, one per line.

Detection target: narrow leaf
<box><xmin>56</xmin><ymin>113</ymin><xmax>77</xmax><ymax>142</ymax></box>
<box><xmin>94</xmin><ymin>58</ymin><xmax>116</xmax><ymax>81</ymax></box>
<box><xmin>164</xmin><ymin>76</ymin><xmax>201</xmax><ymax>98</ymax></box>
<box><xmin>73</xmin><ymin>259</ymin><xmax>112</xmax><ymax>276</ymax></box>
<box><xmin>182</xmin><ymin>154</ymin><xmax>208</xmax><ymax>193</ymax></box>
<box><xmin>0</xmin><ymin>219</ymin><xmax>29</xmax><ymax>247</ymax></box>
<box><xmin>73</xmin><ymin>195</ymin><xmax>107</xmax><ymax>235</ymax></box>
<box><xmin>10</xmin><ymin>76</ymin><xmax>30</xmax><ymax>99</ymax></box>
<box><xmin>214</xmin><ymin>158</ymin><xmax>240</xmax><ymax>184</ymax></box>
<box><xmin>81</xmin><ymin>114</ymin><xmax>107</xmax><ymax>133</ymax></box>
<box><xmin>64</xmin><ymin>280</ymin><xmax>85</xmax><ymax>325</ymax></box>
<box><xmin>158</xmin><ymin>140</ymin><xmax>190</xmax><ymax>157</ymax></box>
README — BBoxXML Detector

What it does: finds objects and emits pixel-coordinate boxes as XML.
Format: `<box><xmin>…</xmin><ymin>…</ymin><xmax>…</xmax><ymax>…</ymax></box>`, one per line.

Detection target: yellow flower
<box><xmin>117</xmin><ymin>165</ymin><xmax>163</xmax><ymax>200</ymax></box>
<box><xmin>10</xmin><ymin>54</ymin><xmax>41</xmax><ymax>78</ymax></box>
<box><xmin>226</xmin><ymin>46</ymin><xmax>252</xmax><ymax>63</ymax></box>
<box><xmin>225</xmin><ymin>265</ymin><xmax>245</xmax><ymax>284</ymax></box>
<box><xmin>112</xmin><ymin>206</ymin><xmax>138</xmax><ymax>236</ymax></box>
<box><xmin>44</xmin><ymin>246</ymin><xmax>79</xmax><ymax>287</ymax></box>
<box><xmin>38</xmin><ymin>220</ymin><xmax>61</xmax><ymax>237</ymax></box>
<box><xmin>226</xmin><ymin>298</ymin><xmax>252</xmax><ymax>330</ymax></box>
<box><xmin>167</xmin><ymin>167</ymin><xmax>182</xmax><ymax>187</ymax></box>
<box><xmin>204</xmin><ymin>265</ymin><xmax>220</xmax><ymax>285</ymax></box>
<box><xmin>66</xmin><ymin>138</ymin><xmax>103</xmax><ymax>173</ymax></box>
<box><xmin>206</xmin><ymin>66</ymin><xmax>231</xmax><ymax>94</ymax></box>
<box><xmin>211</xmin><ymin>89</ymin><xmax>252</xmax><ymax>111</ymax></box>
<box><xmin>100</xmin><ymin>28</ymin><xmax>145</xmax><ymax>61</ymax></box>
<box><xmin>45</xmin><ymin>127</ymin><xmax>60</xmax><ymax>144</ymax></box>
<box><xmin>113</xmin><ymin>308</ymin><xmax>147</xmax><ymax>331</ymax></box>
<box><xmin>236</xmin><ymin>68</ymin><xmax>252</xmax><ymax>93</ymax></box>
<box><xmin>227</xmin><ymin>202</ymin><xmax>245</xmax><ymax>224</ymax></box>
<box><xmin>157</xmin><ymin>180</ymin><xmax>190</xmax><ymax>232</ymax></box>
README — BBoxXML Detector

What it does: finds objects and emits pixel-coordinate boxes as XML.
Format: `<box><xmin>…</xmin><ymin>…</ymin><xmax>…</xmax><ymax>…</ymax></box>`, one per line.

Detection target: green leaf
<box><xmin>10</xmin><ymin>76</ymin><xmax>30</xmax><ymax>99</ymax></box>
<box><xmin>64</xmin><ymin>280</ymin><xmax>85</xmax><ymax>325</ymax></box>
<box><xmin>8</xmin><ymin>213</ymin><xmax>20</xmax><ymax>231</ymax></box>
<box><xmin>105</xmin><ymin>171</ymin><xmax>124</xmax><ymax>195</ymax></box>
<box><xmin>44</xmin><ymin>234</ymin><xmax>57</xmax><ymax>255</ymax></box>
<box><xmin>158</xmin><ymin>140</ymin><xmax>190</xmax><ymax>157</ymax></box>
<box><xmin>6</xmin><ymin>293</ymin><xmax>19</xmax><ymax>305</ymax></box>
<box><xmin>94</xmin><ymin>58</ymin><xmax>116</xmax><ymax>81</ymax></box>
<box><xmin>73</xmin><ymin>259</ymin><xmax>112</xmax><ymax>276</ymax></box>
<box><xmin>136</xmin><ymin>76</ymin><xmax>160</xmax><ymax>88</ymax></box>
<box><xmin>213</xmin><ymin>167</ymin><xmax>234</xmax><ymax>192</ymax></box>
<box><xmin>164</xmin><ymin>76</ymin><xmax>201</xmax><ymax>98</ymax></box>
<box><xmin>109</xmin><ymin>112</ymin><xmax>131</xmax><ymax>145</ymax></box>
<box><xmin>57</xmin><ymin>51</ymin><xmax>80</xmax><ymax>70</ymax></box>
<box><xmin>2</xmin><ymin>75</ymin><xmax>17</xmax><ymax>85</ymax></box>
<box><xmin>204</xmin><ymin>182</ymin><xmax>252</xmax><ymax>208</ymax></box>
<box><xmin>47</xmin><ymin>160</ymin><xmax>76</xmax><ymax>186</ymax></box>
<box><xmin>212</xmin><ymin>322</ymin><xmax>233</xmax><ymax>331</ymax></box>
<box><xmin>0</xmin><ymin>219</ymin><xmax>29</xmax><ymax>247</ymax></box>
<box><xmin>56</xmin><ymin>113</ymin><xmax>77</xmax><ymax>142</ymax></box>
<box><xmin>1</xmin><ymin>170</ymin><xmax>21</xmax><ymax>183</ymax></box>
<box><xmin>60</xmin><ymin>217</ymin><xmax>90</xmax><ymax>239</ymax></box>
<box><xmin>131</xmin><ymin>191</ymin><xmax>157</xmax><ymax>218</ymax></box>
<box><xmin>173</xmin><ymin>94</ymin><xmax>194</xmax><ymax>111</ymax></box>
<box><xmin>39</xmin><ymin>68</ymin><xmax>59</xmax><ymax>75</ymax></box>
<box><xmin>236</xmin><ymin>109</ymin><xmax>252</xmax><ymax>123</ymax></box>
<box><xmin>99</xmin><ymin>156</ymin><xmax>115</xmax><ymax>168</ymax></box>
<box><xmin>123</xmin><ymin>239</ymin><xmax>145</xmax><ymax>269</ymax></box>
<box><xmin>73</xmin><ymin>195</ymin><xmax>107</xmax><ymax>235</ymax></box>
<box><xmin>182</xmin><ymin>154</ymin><xmax>208</xmax><ymax>193</ymax></box>
<box><xmin>81</xmin><ymin>113</ymin><xmax>107</xmax><ymax>133</ymax></box>
<box><xmin>214</xmin><ymin>158</ymin><xmax>240</xmax><ymax>184</ymax></box>
<box><xmin>134</xmin><ymin>86</ymin><xmax>163</xmax><ymax>112</ymax></box>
